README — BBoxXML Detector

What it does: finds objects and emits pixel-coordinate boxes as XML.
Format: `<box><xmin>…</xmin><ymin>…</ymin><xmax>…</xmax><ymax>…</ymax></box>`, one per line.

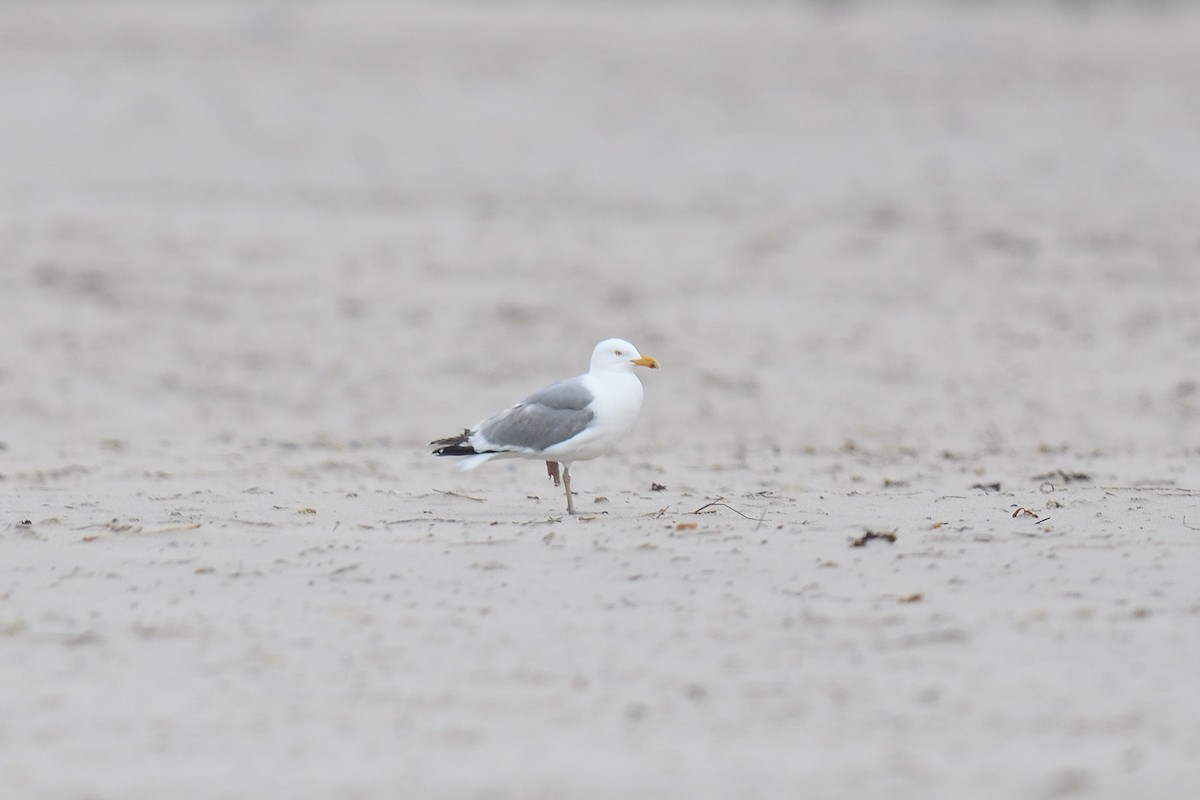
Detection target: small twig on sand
<box><xmin>144</xmin><ymin>522</ymin><xmax>201</xmax><ymax>534</ymax></box>
<box><xmin>1031</xmin><ymin>470</ymin><xmax>1091</xmax><ymax>484</ymax></box>
<box><xmin>434</xmin><ymin>489</ymin><xmax>485</xmax><ymax>502</ymax></box>
<box><xmin>102</xmin><ymin>521</ymin><xmax>201</xmax><ymax>535</ymax></box>
<box><xmin>691</xmin><ymin>498</ymin><xmax>757</xmax><ymax>520</ymax></box>
<box><xmin>1012</xmin><ymin>507</ymin><xmax>1050</xmax><ymax>524</ymax></box>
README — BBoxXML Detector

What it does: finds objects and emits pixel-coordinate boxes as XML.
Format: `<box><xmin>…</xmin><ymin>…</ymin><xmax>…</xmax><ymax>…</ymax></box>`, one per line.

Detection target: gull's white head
<box><xmin>589</xmin><ymin>338</ymin><xmax>660</xmax><ymax>374</ymax></box>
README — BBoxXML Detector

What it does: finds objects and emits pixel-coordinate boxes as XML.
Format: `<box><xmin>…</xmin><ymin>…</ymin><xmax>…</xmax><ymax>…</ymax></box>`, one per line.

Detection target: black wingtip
<box><xmin>430</xmin><ymin>429</ymin><xmax>477</xmax><ymax>457</ymax></box>
<box><xmin>432</xmin><ymin>445</ymin><xmax>477</xmax><ymax>457</ymax></box>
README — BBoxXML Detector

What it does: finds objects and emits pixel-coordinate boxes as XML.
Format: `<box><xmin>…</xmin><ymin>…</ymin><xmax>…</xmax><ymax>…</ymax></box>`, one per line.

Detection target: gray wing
<box><xmin>478</xmin><ymin>377</ymin><xmax>595</xmax><ymax>452</ymax></box>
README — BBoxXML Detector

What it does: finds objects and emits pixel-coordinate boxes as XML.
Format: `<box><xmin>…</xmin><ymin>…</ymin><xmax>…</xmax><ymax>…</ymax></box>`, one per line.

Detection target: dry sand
<box><xmin>2</xmin><ymin>2</ymin><xmax>1199</xmax><ymax>798</ymax></box>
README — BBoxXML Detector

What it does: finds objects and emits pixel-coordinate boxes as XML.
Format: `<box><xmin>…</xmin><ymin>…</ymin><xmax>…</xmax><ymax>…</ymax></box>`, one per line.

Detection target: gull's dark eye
<box><xmin>615</xmin><ymin>350</ymin><xmax>624</xmax><ymax>356</ymax></box>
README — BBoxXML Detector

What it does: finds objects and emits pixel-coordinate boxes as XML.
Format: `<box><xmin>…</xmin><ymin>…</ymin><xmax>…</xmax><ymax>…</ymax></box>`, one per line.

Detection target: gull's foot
<box><xmin>546</xmin><ymin>461</ymin><xmax>561</xmax><ymax>487</ymax></box>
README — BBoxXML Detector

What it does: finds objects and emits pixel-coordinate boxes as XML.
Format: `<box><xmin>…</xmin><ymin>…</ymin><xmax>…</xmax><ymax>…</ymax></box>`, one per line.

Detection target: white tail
<box><xmin>454</xmin><ymin>452</ymin><xmax>501</xmax><ymax>472</ymax></box>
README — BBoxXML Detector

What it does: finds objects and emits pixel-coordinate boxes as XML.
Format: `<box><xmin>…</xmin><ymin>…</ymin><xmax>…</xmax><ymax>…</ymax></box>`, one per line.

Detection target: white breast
<box><xmin>542</xmin><ymin>371</ymin><xmax>644</xmax><ymax>462</ymax></box>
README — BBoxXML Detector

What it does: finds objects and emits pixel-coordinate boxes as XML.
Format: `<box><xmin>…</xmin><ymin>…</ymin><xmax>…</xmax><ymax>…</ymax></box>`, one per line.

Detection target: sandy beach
<box><xmin>2</xmin><ymin>2</ymin><xmax>1199</xmax><ymax>798</ymax></box>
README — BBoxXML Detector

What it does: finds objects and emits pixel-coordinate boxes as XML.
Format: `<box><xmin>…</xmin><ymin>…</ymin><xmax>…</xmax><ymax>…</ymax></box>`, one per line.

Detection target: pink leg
<box><xmin>546</xmin><ymin>461</ymin><xmax>561</xmax><ymax>487</ymax></box>
<box><xmin>562</xmin><ymin>464</ymin><xmax>576</xmax><ymax>515</ymax></box>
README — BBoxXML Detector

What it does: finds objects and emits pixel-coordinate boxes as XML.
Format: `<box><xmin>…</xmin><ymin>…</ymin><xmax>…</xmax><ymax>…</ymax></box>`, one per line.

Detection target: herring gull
<box><xmin>430</xmin><ymin>338</ymin><xmax>660</xmax><ymax>515</ymax></box>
